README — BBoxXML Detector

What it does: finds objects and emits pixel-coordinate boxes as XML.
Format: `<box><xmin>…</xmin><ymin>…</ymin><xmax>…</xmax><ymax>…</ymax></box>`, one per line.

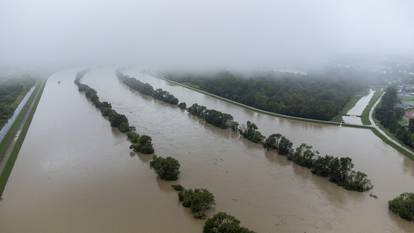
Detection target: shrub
<box><xmin>174</xmin><ymin>187</ymin><xmax>215</xmax><ymax>219</ymax></box>
<box><xmin>203</xmin><ymin>212</ymin><xmax>256</xmax><ymax>233</ymax></box>
<box><xmin>389</xmin><ymin>193</ymin><xmax>414</xmax><ymax>221</ymax></box>
<box><xmin>149</xmin><ymin>155</ymin><xmax>180</xmax><ymax>180</ymax></box>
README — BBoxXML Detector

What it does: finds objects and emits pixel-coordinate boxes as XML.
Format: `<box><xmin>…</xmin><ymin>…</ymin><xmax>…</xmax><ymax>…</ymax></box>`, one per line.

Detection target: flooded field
<box><xmin>343</xmin><ymin>89</ymin><xmax>374</xmax><ymax>125</ymax></box>
<box><xmin>0</xmin><ymin>68</ymin><xmax>413</xmax><ymax>233</ymax></box>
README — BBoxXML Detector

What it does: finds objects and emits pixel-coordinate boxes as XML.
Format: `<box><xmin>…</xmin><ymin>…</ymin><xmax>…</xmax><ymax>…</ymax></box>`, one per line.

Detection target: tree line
<box><xmin>117</xmin><ymin>71</ymin><xmax>256</xmax><ymax>232</ymax></box>
<box><xmin>375</xmin><ymin>86</ymin><xmax>414</xmax><ymax>149</ymax></box>
<box><xmin>0</xmin><ymin>77</ymin><xmax>35</xmax><ymax>130</ymax></box>
<box><xmin>77</xmin><ymin>70</ymin><xmax>254</xmax><ymax>233</ymax></box>
<box><xmin>117</xmin><ymin>72</ymin><xmax>373</xmax><ymax>192</ymax></box>
<box><xmin>167</xmin><ymin>70</ymin><xmax>367</xmax><ymax>121</ymax></box>
<box><xmin>75</xmin><ymin>70</ymin><xmax>154</xmax><ymax>154</ymax></box>
<box><xmin>117</xmin><ymin>71</ymin><xmax>179</xmax><ymax>105</ymax></box>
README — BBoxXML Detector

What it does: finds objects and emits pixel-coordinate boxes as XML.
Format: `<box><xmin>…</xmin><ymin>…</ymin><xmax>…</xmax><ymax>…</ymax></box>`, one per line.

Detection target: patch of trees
<box><xmin>127</xmin><ymin>132</ymin><xmax>154</xmax><ymax>154</ymax></box>
<box><xmin>389</xmin><ymin>193</ymin><xmax>414</xmax><ymax>221</ymax></box>
<box><xmin>172</xmin><ymin>185</ymin><xmax>215</xmax><ymax>219</ymax></box>
<box><xmin>75</xmin><ymin>71</ymin><xmax>154</xmax><ymax>154</ymax></box>
<box><xmin>239</xmin><ymin>121</ymin><xmax>265</xmax><ymax>143</ymax></box>
<box><xmin>117</xmin><ymin>71</ymin><xmax>179</xmax><ymax>105</ymax></box>
<box><xmin>168</xmin><ymin>70</ymin><xmax>367</xmax><ymax>121</ymax></box>
<box><xmin>375</xmin><ymin>86</ymin><xmax>414</xmax><ymax>149</ymax></box>
<box><xmin>287</xmin><ymin>144</ymin><xmax>372</xmax><ymax>191</ymax></box>
<box><xmin>0</xmin><ymin>77</ymin><xmax>35</xmax><ymax>129</ymax></box>
<box><xmin>203</xmin><ymin>212</ymin><xmax>256</xmax><ymax>233</ymax></box>
<box><xmin>149</xmin><ymin>155</ymin><xmax>180</xmax><ymax>180</ymax></box>
<box><xmin>240</xmin><ymin>122</ymin><xmax>372</xmax><ymax>192</ymax></box>
<box><xmin>188</xmin><ymin>103</ymin><xmax>239</xmax><ymax>130</ymax></box>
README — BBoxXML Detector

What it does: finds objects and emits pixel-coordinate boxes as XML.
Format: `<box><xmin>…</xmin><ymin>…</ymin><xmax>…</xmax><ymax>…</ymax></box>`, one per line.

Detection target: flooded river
<box><xmin>0</xmin><ymin>68</ymin><xmax>413</xmax><ymax>233</ymax></box>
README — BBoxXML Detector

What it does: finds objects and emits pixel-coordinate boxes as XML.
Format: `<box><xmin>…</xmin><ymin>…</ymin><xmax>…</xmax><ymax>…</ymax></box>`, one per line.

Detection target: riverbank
<box><xmin>367</xmin><ymin>91</ymin><xmax>414</xmax><ymax>160</ymax></box>
<box><xmin>0</xmin><ymin>79</ymin><xmax>46</xmax><ymax>196</ymax></box>
<box><xmin>162</xmin><ymin>77</ymin><xmax>372</xmax><ymax>129</ymax></box>
<box><xmin>361</xmin><ymin>89</ymin><xmax>383</xmax><ymax>125</ymax></box>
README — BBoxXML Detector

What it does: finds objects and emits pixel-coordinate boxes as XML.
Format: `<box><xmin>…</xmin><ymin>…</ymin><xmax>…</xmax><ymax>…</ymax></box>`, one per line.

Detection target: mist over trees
<box><xmin>168</xmin><ymin>71</ymin><xmax>368</xmax><ymax>121</ymax></box>
<box><xmin>0</xmin><ymin>77</ymin><xmax>35</xmax><ymax>129</ymax></box>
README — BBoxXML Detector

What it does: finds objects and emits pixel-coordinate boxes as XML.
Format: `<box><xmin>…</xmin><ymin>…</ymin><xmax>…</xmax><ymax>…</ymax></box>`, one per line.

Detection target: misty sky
<box><xmin>1</xmin><ymin>0</ymin><xmax>413</xmax><ymax>70</ymax></box>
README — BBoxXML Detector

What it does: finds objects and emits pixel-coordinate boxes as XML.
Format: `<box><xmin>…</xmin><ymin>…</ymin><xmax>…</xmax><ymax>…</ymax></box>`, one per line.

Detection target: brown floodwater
<box><xmin>0</xmin><ymin>67</ymin><xmax>413</xmax><ymax>233</ymax></box>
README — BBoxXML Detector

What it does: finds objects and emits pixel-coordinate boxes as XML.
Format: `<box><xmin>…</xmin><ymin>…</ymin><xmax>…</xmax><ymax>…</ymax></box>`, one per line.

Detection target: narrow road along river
<box><xmin>0</xmin><ymin>68</ymin><xmax>413</xmax><ymax>233</ymax></box>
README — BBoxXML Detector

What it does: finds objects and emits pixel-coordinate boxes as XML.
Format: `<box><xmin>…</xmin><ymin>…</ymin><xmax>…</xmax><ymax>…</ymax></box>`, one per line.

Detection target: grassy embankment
<box><xmin>362</xmin><ymin>89</ymin><xmax>414</xmax><ymax>160</ymax></box>
<box><xmin>163</xmin><ymin>78</ymin><xmax>371</xmax><ymax>129</ymax></box>
<box><xmin>0</xmin><ymin>80</ymin><xmax>46</xmax><ymax>196</ymax></box>
<box><xmin>361</xmin><ymin>89</ymin><xmax>383</xmax><ymax>125</ymax></box>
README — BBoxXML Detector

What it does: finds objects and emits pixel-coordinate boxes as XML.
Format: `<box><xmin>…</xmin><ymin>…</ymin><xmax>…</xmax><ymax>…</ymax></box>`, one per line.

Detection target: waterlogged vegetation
<box><xmin>0</xmin><ymin>77</ymin><xmax>35</xmax><ymax>130</ymax></box>
<box><xmin>117</xmin><ymin>71</ymin><xmax>179</xmax><ymax>105</ymax></box>
<box><xmin>375</xmin><ymin>86</ymin><xmax>414</xmax><ymax>150</ymax></box>
<box><xmin>167</xmin><ymin>70</ymin><xmax>368</xmax><ymax>121</ymax></box>
<box><xmin>172</xmin><ymin>185</ymin><xmax>215</xmax><ymax>219</ymax></box>
<box><xmin>203</xmin><ymin>212</ymin><xmax>256</xmax><ymax>233</ymax></box>
<box><xmin>79</xmin><ymin>71</ymin><xmax>249</xmax><ymax>232</ymax></box>
<box><xmin>149</xmin><ymin>155</ymin><xmax>180</xmax><ymax>181</ymax></box>
<box><xmin>75</xmin><ymin>70</ymin><xmax>154</xmax><ymax>154</ymax></box>
<box><xmin>118</xmin><ymin>72</ymin><xmax>373</xmax><ymax>192</ymax></box>
<box><xmin>389</xmin><ymin>193</ymin><xmax>414</xmax><ymax>222</ymax></box>
<box><xmin>188</xmin><ymin>103</ymin><xmax>239</xmax><ymax>130</ymax></box>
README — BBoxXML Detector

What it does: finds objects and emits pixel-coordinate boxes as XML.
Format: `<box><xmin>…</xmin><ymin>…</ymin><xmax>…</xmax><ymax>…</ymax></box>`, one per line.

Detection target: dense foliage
<box><xmin>375</xmin><ymin>86</ymin><xmax>414</xmax><ymax>149</ymax></box>
<box><xmin>168</xmin><ymin>71</ymin><xmax>366</xmax><ymax>121</ymax></box>
<box><xmin>128</xmin><ymin>134</ymin><xmax>154</xmax><ymax>154</ymax></box>
<box><xmin>174</xmin><ymin>186</ymin><xmax>216</xmax><ymax>219</ymax></box>
<box><xmin>75</xmin><ymin>70</ymin><xmax>154</xmax><ymax>154</ymax></box>
<box><xmin>203</xmin><ymin>212</ymin><xmax>256</xmax><ymax>233</ymax></box>
<box><xmin>286</xmin><ymin>143</ymin><xmax>373</xmax><ymax>191</ymax></box>
<box><xmin>389</xmin><ymin>193</ymin><xmax>414</xmax><ymax>221</ymax></box>
<box><xmin>188</xmin><ymin>103</ymin><xmax>239</xmax><ymax>130</ymax></box>
<box><xmin>117</xmin><ymin>71</ymin><xmax>179</xmax><ymax>105</ymax></box>
<box><xmin>178</xmin><ymin>102</ymin><xmax>187</xmax><ymax>109</ymax></box>
<box><xmin>0</xmin><ymin>77</ymin><xmax>35</xmax><ymax>129</ymax></box>
<box><xmin>239</xmin><ymin>121</ymin><xmax>265</xmax><ymax>144</ymax></box>
<box><xmin>149</xmin><ymin>155</ymin><xmax>180</xmax><ymax>180</ymax></box>
<box><xmin>245</xmin><ymin>122</ymin><xmax>372</xmax><ymax>192</ymax></box>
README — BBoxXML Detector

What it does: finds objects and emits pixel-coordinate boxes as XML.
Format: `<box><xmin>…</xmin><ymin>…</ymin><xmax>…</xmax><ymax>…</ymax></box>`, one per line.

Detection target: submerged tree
<box><xmin>175</xmin><ymin>187</ymin><xmax>215</xmax><ymax>219</ymax></box>
<box><xmin>240</xmin><ymin>121</ymin><xmax>265</xmax><ymax>144</ymax></box>
<box><xmin>149</xmin><ymin>155</ymin><xmax>180</xmax><ymax>180</ymax></box>
<box><xmin>203</xmin><ymin>212</ymin><xmax>256</xmax><ymax>233</ymax></box>
<box><xmin>389</xmin><ymin>193</ymin><xmax>414</xmax><ymax>221</ymax></box>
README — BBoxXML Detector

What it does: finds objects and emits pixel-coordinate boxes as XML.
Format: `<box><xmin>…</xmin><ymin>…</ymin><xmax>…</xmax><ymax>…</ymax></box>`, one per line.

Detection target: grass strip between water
<box><xmin>332</xmin><ymin>89</ymin><xmax>368</xmax><ymax>123</ymax></box>
<box><xmin>163</xmin><ymin>78</ymin><xmax>372</xmax><ymax>129</ymax></box>
<box><xmin>0</xmin><ymin>80</ymin><xmax>46</xmax><ymax>196</ymax></box>
<box><xmin>372</xmin><ymin>121</ymin><xmax>414</xmax><ymax>160</ymax></box>
<box><xmin>361</xmin><ymin>89</ymin><xmax>383</xmax><ymax>125</ymax></box>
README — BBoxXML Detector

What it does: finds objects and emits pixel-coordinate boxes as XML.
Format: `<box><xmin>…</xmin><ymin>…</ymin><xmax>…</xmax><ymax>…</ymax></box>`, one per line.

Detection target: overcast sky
<box><xmin>1</xmin><ymin>0</ymin><xmax>413</xmax><ymax>70</ymax></box>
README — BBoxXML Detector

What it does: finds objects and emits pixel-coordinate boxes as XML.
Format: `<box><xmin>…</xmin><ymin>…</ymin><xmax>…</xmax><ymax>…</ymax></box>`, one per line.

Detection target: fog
<box><xmin>1</xmin><ymin>0</ymin><xmax>413</xmax><ymax>71</ymax></box>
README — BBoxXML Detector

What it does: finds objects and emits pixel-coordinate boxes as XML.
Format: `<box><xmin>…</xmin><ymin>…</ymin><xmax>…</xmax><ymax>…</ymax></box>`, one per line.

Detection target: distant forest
<box><xmin>168</xmin><ymin>70</ymin><xmax>368</xmax><ymax>121</ymax></box>
<box><xmin>0</xmin><ymin>77</ymin><xmax>35</xmax><ymax>129</ymax></box>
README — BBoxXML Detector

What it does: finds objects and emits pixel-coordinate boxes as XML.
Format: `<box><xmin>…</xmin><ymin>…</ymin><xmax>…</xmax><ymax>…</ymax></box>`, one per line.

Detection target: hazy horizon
<box><xmin>1</xmin><ymin>0</ymin><xmax>413</xmax><ymax>71</ymax></box>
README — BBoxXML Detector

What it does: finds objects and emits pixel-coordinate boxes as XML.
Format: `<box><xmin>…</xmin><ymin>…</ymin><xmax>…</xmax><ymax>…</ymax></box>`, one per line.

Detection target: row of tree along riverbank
<box><xmin>78</xmin><ymin>70</ymin><xmax>254</xmax><ymax>233</ymax></box>
<box><xmin>118</xmin><ymin>71</ymin><xmax>373</xmax><ymax>193</ymax></box>
<box><xmin>372</xmin><ymin>86</ymin><xmax>414</xmax><ymax>223</ymax></box>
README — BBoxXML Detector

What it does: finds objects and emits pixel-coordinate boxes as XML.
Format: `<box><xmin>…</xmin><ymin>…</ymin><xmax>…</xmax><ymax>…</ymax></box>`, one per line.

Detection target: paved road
<box><xmin>369</xmin><ymin>91</ymin><xmax>414</xmax><ymax>157</ymax></box>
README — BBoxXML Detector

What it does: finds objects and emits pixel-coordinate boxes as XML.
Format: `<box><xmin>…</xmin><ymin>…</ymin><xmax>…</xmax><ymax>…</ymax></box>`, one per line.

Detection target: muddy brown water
<box><xmin>0</xmin><ymin>67</ymin><xmax>413</xmax><ymax>233</ymax></box>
